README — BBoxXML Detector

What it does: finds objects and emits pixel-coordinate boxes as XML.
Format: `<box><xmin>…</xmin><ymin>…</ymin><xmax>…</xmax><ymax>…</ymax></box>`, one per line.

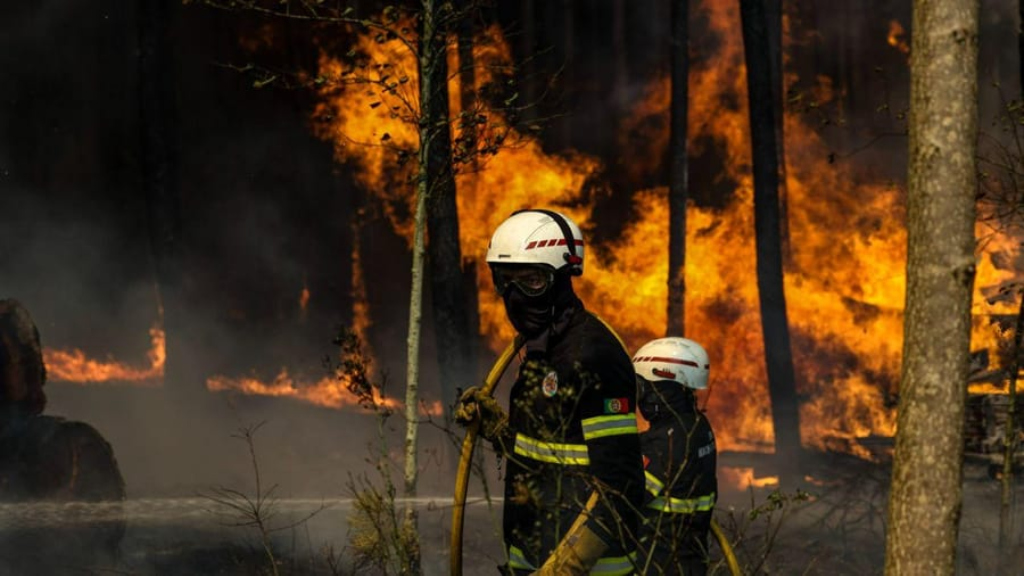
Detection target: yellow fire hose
<box><xmin>451</xmin><ymin>335</ymin><xmax>524</xmax><ymax>576</ymax></box>
<box><xmin>450</xmin><ymin>335</ymin><xmax>741</xmax><ymax>576</ymax></box>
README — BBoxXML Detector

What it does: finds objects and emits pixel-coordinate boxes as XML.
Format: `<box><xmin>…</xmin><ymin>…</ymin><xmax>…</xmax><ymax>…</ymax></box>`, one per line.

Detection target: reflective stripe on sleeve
<box><xmin>508</xmin><ymin>544</ymin><xmax>536</xmax><ymax>571</ymax></box>
<box><xmin>513</xmin><ymin>433</ymin><xmax>591</xmax><ymax>466</ymax></box>
<box><xmin>590</xmin><ymin>551</ymin><xmax>638</xmax><ymax>575</ymax></box>
<box><xmin>646</xmin><ymin>491</ymin><xmax>716</xmax><ymax>514</ymax></box>
<box><xmin>644</xmin><ymin>470</ymin><xmax>664</xmax><ymax>497</ymax></box>
<box><xmin>580</xmin><ymin>413</ymin><xmax>638</xmax><ymax>441</ymax></box>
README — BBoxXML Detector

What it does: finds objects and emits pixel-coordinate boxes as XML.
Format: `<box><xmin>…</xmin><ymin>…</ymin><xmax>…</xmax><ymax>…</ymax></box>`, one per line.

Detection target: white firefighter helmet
<box><xmin>485</xmin><ymin>209</ymin><xmax>584</xmax><ymax>276</ymax></box>
<box><xmin>632</xmin><ymin>337</ymin><xmax>710</xmax><ymax>390</ymax></box>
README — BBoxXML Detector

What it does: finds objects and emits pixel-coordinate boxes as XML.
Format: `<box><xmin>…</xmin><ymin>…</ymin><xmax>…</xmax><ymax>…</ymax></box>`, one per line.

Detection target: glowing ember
<box><xmin>43</xmin><ymin>323</ymin><xmax>165</xmax><ymax>385</ymax></box>
<box><xmin>886</xmin><ymin>20</ymin><xmax>910</xmax><ymax>55</ymax></box>
<box><xmin>205</xmin><ymin>368</ymin><xmax>442</xmax><ymax>415</ymax></box>
<box><xmin>299</xmin><ymin>284</ymin><xmax>311</xmax><ymax>314</ymax></box>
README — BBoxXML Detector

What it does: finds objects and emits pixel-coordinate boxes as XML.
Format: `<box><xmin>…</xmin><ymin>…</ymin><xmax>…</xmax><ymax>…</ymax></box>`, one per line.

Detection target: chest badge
<box><xmin>541</xmin><ymin>371</ymin><xmax>559</xmax><ymax>397</ymax></box>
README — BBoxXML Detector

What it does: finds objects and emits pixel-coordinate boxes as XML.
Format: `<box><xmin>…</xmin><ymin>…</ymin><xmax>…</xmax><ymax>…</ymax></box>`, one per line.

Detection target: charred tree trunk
<box><xmin>457</xmin><ymin>0</ymin><xmax>478</xmax><ymax>168</ymax></box>
<box><xmin>521</xmin><ymin>0</ymin><xmax>537</xmax><ymax>124</ymax></box>
<box><xmin>612</xmin><ymin>0</ymin><xmax>628</xmax><ymax>104</ymax></box>
<box><xmin>456</xmin><ymin>0</ymin><xmax>480</xmax><ymax>385</ymax></box>
<box><xmin>138</xmin><ymin>0</ymin><xmax>183</xmax><ymax>392</ymax></box>
<box><xmin>884</xmin><ymin>1</ymin><xmax>978</xmax><ymax>574</ymax></box>
<box><xmin>561</xmin><ymin>0</ymin><xmax>575</xmax><ymax>146</ymax></box>
<box><xmin>998</xmin><ymin>289</ymin><xmax>1023</xmax><ymax>573</ymax></box>
<box><xmin>765</xmin><ymin>0</ymin><xmax>790</xmax><ymax>264</ymax></box>
<box><xmin>1019</xmin><ymin>0</ymin><xmax>1023</xmax><ymax>98</ymax></box>
<box><xmin>425</xmin><ymin>1</ymin><xmax>470</xmax><ymax>415</ymax></box>
<box><xmin>739</xmin><ymin>0</ymin><xmax>802</xmax><ymax>487</ymax></box>
<box><xmin>666</xmin><ymin>0</ymin><xmax>689</xmax><ymax>337</ymax></box>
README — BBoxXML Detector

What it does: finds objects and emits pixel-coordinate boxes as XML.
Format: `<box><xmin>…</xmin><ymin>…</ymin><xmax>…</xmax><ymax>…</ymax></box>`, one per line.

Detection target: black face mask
<box><xmin>637</xmin><ymin>378</ymin><xmax>662</xmax><ymax>422</ymax></box>
<box><xmin>638</xmin><ymin>379</ymin><xmax>695</xmax><ymax>422</ymax></box>
<box><xmin>502</xmin><ymin>285</ymin><xmax>556</xmax><ymax>337</ymax></box>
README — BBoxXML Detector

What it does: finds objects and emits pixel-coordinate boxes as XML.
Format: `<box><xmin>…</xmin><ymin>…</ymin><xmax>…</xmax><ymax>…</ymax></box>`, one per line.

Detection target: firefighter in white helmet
<box><xmin>456</xmin><ymin>209</ymin><xmax>644</xmax><ymax>575</ymax></box>
<box><xmin>633</xmin><ymin>337</ymin><xmax>718</xmax><ymax>576</ymax></box>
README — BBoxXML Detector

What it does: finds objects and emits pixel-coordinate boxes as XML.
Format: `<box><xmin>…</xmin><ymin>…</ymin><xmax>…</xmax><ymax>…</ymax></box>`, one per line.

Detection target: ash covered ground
<box><xmin>0</xmin><ymin>386</ymin><xmax>1011</xmax><ymax>575</ymax></box>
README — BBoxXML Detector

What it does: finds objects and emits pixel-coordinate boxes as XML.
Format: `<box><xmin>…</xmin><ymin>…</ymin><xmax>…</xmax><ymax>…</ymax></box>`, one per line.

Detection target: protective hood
<box><xmin>501</xmin><ymin>272</ymin><xmax>580</xmax><ymax>355</ymax></box>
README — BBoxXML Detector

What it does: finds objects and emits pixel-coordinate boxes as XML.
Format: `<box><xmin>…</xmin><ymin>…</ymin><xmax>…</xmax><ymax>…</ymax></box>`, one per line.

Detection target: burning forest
<box><xmin>1</xmin><ymin>0</ymin><xmax>1023</xmax><ymax>574</ymax></box>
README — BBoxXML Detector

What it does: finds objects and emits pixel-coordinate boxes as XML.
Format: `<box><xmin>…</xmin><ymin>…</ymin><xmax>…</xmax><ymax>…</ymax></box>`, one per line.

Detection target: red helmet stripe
<box><xmin>644</xmin><ymin>356</ymin><xmax>700</xmax><ymax>368</ymax></box>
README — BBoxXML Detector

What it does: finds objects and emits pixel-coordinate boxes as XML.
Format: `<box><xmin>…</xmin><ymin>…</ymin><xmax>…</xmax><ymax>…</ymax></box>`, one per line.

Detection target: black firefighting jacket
<box><xmin>639</xmin><ymin>399</ymin><xmax>717</xmax><ymax>576</ymax></box>
<box><xmin>499</xmin><ymin>309</ymin><xmax>644</xmax><ymax>575</ymax></box>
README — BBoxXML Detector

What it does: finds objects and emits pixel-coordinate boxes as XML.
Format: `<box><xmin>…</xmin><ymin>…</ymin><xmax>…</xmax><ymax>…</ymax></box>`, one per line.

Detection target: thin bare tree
<box><xmin>666</xmin><ymin>0</ymin><xmax>690</xmax><ymax>337</ymax></box>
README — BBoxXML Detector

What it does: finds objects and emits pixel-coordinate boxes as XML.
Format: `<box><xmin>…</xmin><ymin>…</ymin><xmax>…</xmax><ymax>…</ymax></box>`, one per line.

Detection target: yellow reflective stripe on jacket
<box><xmin>513</xmin><ymin>433</ymin><xmax>590</xmax><ymax>465</ymax></box>
<box><xmin>508</xmin><ymin>544</ymin><xmax>535</xmax><ymax>570</ymax></box>
<box><xmin>646</xmin><ymin>491</ymin><xmax>716</xmax><ymax>514</ymax></box>
<box><xmin>581</xmin><ymin>413</ymin><xmax>638</xmax><ymax>441</ymax></box>
<box><xmin>644</xmin><ymin>470</ymin><xmax>664</xmax><ymax>497</ymax></box>
<box><xmin>590</xmin><ymin>551</ymin><xmax>638</xmax><ymax>575</ymax></box>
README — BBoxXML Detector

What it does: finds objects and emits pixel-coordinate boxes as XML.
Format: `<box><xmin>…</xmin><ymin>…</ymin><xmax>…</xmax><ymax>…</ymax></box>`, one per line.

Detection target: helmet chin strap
<box><xmin>511</xmin><ymin>208</ymin><xmax>583</xmax><ymax>275</ymax></box>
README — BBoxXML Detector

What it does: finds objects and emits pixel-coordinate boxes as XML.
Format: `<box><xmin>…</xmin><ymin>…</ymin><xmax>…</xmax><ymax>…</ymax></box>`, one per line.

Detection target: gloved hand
<box><xmin>530</xmin><ymin>523</ymin><xmax>609</xmax><ymax>576</ymax></box>
<box><xmin>454</xmin><ymin>386</ymin><xmax>510</xmax><ymax>446</ymax></box>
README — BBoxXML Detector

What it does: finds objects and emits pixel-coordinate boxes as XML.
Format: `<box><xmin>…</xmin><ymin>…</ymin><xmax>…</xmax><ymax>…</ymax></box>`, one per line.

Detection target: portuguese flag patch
<box><xmin>603</xmin><ymin>397</ymin><xmax>629</xmax><ymax>414</ymax></box>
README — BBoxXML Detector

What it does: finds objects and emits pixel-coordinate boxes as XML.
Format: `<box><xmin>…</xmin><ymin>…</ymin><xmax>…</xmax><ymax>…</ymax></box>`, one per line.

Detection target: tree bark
<box><xmin>403</xmin><ymin>173</ymin><xmax>425</xmax><ymax>575</ymax></box>
<box><xmin>666</xmin><ymin>0</ymin><xmax>689</xmax><ymax>337</ymax></box>
<box><xmin>739</xmin><ymin>0</ymin><xmax>802</xmax><ymax>487</ymax></box>
<box><xmin>138</xmin><ymin>0</ymin><xmax>183</xmax><ymax>392</ymax></box>
<box><xmin>884</xmin><ymin>1</ymin><xmax>978</xmax><ymax>574</ymax></box>
<box><xmin>424</xmin><ymin>0</ymin><xmax>471</xmax><ymax>413</ymax></box>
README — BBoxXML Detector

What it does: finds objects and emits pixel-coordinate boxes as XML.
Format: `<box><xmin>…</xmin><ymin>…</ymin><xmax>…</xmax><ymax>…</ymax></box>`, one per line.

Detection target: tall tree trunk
<box><xmin>138</xmin><ymin>0</ymin><xmax>182</xmax><ymax>391</ymax></box>
<box><xmin>521</xmin><ymin>0</ymin><xmax>537</xmax><ymax>123</ymax></box>
<box><xmin>399</xmin><ymin>1</ymin><xmax>463</xmax><ymax>571</ymax></box>
<box><xmin>403</xmin><ymin>179</ymin><xmax>426</xmax><ymax>576</ymax></box>
<box><xmin>560</xmin><ymin>0</ymin><xmax>575</xmax><ymax>146</ymax></box>
<box><xmin>998</xmin><ymin>289</ymin><xmax>1023</xmax><ymax>574</ymax></box>
<box><xmin>765</xmin><ymin>0</ymin><xmax>790</xmax><ymax>265</ymax></box>
<box><xmin>666</xmin><ymin>0</ymin><xmax>689</xmax><ymax>337</ymax></box>
<box><xmin>884</xmin><ymin>1</ymin><xmax>978</xmax><ymax>574</ymax></box>
<box><xmin>739</xmin><ymin>0</ymin><xmax>802</xmax><ymax>487</ymax></box>
<box><xmin>612</xmin><ymin>0</ymin><xmax>627</xmax><ymax>104</ymax></box>
<box><xmin>456</xmin><ymin>0</ymin><xmax>480</xmax><ymax>385</ymax></box>
<box><xmin>425</xmin><ymin>0</ymin><xmax>470</xmax><ymax>413</ymax></box>
<box><xmin>1019</xmin><ymin>0</ymin><xmax>1024</xmax><ymax>97</ymax></box>
<box><xmin>999</xmin><ymin>2</ymin><xmax>1024</xmax><ymax>553</ymax></box>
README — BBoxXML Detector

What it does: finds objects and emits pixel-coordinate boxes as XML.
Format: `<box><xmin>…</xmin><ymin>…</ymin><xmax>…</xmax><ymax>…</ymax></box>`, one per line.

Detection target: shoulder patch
<box><xmin>603</xmin><ymin>397</ymin><xmax>629</xmax><ymax>414</ymax></box>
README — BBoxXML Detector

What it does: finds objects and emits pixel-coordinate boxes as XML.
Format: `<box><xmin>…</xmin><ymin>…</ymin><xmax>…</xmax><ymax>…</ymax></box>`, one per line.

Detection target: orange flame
<box><xmin>307</xmin><ymin>3</ymin><xmax>1020</xmax><ymax>457</ymax></box>
<box><xmin>205</xmin><ymin>368</ymin><xmax>442</xmax><ymax>415</ymax></box>
<box><xmin>720</xmin><ymin>467</ymin><xmax>779</xmax><ymax>490</ymax></box>
<box><xmin>43</xmin><ymin>323</ymin><xmax>165</xmax><ymax>385</ymax></box>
